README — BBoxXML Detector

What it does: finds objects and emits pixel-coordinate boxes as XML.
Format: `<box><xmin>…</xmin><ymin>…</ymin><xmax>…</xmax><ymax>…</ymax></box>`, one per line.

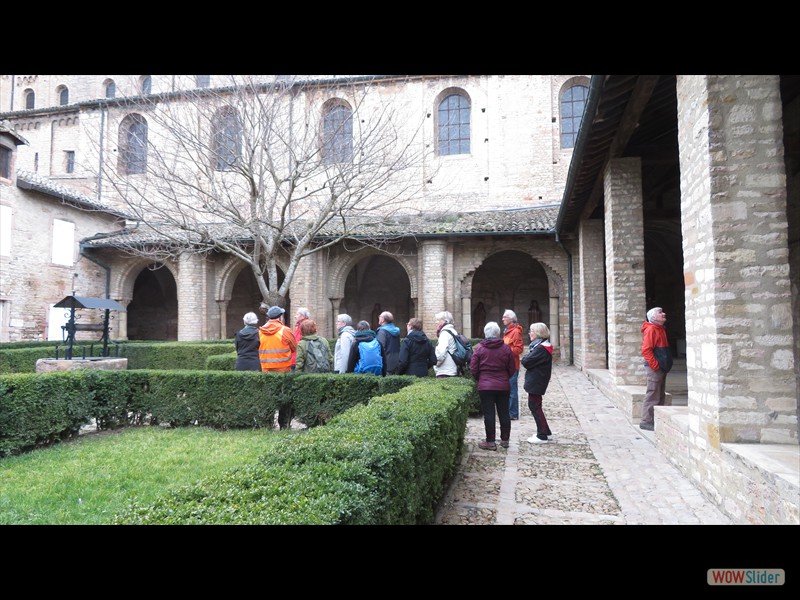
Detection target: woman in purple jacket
<box><xmin>469</xmin><ymin>321</ymin><xmax>517</xmax><ymax>450</ymax></box>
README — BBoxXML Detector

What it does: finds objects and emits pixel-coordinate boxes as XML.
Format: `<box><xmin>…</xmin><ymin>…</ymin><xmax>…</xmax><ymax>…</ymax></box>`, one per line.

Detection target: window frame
<box><xmin>51</xmin><ymin>218</ymin><xmax>75</xmax><ymax>266</ymax></box>
<box><xmin>211</xmin><ymin>107</ymin><xmax>242</xmax><ymax>171</ymax></box>
<box><xmin>321</xmin><ymin>101</ymin><xmax>354</xmax><ymax>164</ymax></box>
<box><xmin>105</xmin><ymin>80</ymin><xmax>116</xmax><ymax>99</ymax></box>
<box><xmin>58</xmin><ymin>86</ymin><xmax>69</xmax><ymax>106</ymax></box>
<box><xmin>118</xmin><ymin>114</ymin><xmax>148</xmax><ymax>175</ymax></box>
<box><xmin>24</xmin><ymin>89</ymin><xmax>35</xmax><ymax>110</ymax></box>
<box><xmin>560</xmin><ymin>83</ymin><xmax>589</xmax><ymax>149</ymax></box>
<box><xmin>436</xmin><ymin>91</ymin><xmax>471</xmax><ymax>156</ymax></box>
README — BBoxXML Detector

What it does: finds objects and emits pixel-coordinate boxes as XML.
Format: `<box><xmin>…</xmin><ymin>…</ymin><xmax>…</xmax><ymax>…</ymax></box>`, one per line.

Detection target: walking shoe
<box><xmin>510</xmin><ymin>416</ymin><xmax>519</xmax><ymax>421</ymax></box>
<box><xmin>639</xmin><ymin>422</ymin><xmax>654</xmax><ymax>431</ymax></box>
<box><xmin>527</xmin><ymin>436</ymin><xmax>548</xmax><ymax>444</ymax></box>
<box><xmin>479</xmin><ymin>440</ymin><xmax>497</xmax><ymax>451</ymax></box>
<box><xmin>499</xmin><ymin>440</ymin><xmax>510</xmax><ymax>448</ymax></box>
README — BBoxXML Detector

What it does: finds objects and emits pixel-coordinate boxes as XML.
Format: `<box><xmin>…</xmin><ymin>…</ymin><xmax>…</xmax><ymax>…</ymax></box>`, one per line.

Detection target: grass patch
<box><xmin>0</xmin><ymin>426</ymin><xmax>282</xmax><ymax>524</ymax></box>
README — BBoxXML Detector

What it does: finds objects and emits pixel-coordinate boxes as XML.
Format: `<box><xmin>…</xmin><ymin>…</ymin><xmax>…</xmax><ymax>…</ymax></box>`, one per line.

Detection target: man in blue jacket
<box><xmin>376</xmin><ymin>311</ymin><xmax>401</xmax><ymax>375</ymax></box>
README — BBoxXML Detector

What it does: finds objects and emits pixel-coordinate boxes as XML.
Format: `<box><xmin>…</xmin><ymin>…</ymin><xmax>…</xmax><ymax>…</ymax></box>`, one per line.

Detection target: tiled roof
<box><xmin>82</xmin><ymin>205</ymin><xmax>559</xmax><ymax>247</ymax></box>
<box><xmin>16</xmin><ymin>169</ymin><xmax>130</xmax><ymax>218</ymax></box>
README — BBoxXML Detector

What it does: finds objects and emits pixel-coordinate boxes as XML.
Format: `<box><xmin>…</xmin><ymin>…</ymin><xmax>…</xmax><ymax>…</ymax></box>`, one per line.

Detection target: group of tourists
<box><xmin>233</xmin><ymin>305</ymin><xmax>555</xmax><ymax>443</ymax></box>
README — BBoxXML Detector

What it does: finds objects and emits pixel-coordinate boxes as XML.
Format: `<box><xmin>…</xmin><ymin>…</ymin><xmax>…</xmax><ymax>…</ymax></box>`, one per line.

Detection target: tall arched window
<box><xmin>119</xmin><ymin>114</ymin><xmax>148</xmax><ymax>175</ymax></box>
<box><xmin>437</xmin><ymin>93</ymin><xmax>470</xmax><ymax>156</ymax></box>
<box><xmin>105</xmin><ymin>80</ymin><xmax>116</xmax><ymax>99</ymax></box>
<box><xmin>140</xmin><ymin>76</ymin><xmax>152</xmax><ymax>95</ymax></box>
<box><xmin>560</xmin><ymin>84</ymin><xmax>589</xmax><ymax>148</ymax></box>
<box><xmin>211</xmin><ymin>107</ymin><xmax>242</xmax><ymax>171</ymax></box>
<box><xmin>24</xmin><ymin>89</ymin><xmax>35</xmax><ymax>110</ymax></box>
<box><xmin>321</xmin><ymin>102</ymin><xmax>353</xmax><ymax>164</ymax></box>
<box><xmin>196</xmin><ymin>75</ymin><xmax>211</xmax><ymax>88</ymax></box>
<box><xmin>58</xmin><ymin>86</ymin><xmax>69</xmax><ymax>106</ymax></box>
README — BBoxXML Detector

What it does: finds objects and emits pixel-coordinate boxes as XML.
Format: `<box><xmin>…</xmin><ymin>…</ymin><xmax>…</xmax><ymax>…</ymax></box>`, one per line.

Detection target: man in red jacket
<box><xmin>640</xmin><ymin>306</ymin><xmax>673</xmax><ymax>431</ymax></box>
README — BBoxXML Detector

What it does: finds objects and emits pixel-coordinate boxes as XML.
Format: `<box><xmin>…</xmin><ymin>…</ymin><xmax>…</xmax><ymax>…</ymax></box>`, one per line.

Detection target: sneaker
<box><xmin>499</xmin><ymin>440</ymin><xmax>510</xmax><ymax>448</ymax></box>
<box><xmin>639</xmin><ymin>422</ymin><xmax>654</xmax><ymax>431</ymax></box>
<box><xmin>479</xmin><ymin>440</ymin><xmax>497</xmax><ymax>451</ymax></box>
<box><xmin>527</xmin><ymin>436</ymin><xmax>548</xmax><ymax>444</ymax></box>
<box><xmin>510</xmin><ymin>416</ymin><xmax>519</xmax><ymax>421</ymax></box>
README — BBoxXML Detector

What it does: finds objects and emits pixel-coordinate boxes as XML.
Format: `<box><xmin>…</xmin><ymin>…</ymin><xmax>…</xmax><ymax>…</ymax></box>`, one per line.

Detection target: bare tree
<box><xmin>91</xmin><ymin>75</ymin><xmax>433</xmax><ymax>308</ymax></box>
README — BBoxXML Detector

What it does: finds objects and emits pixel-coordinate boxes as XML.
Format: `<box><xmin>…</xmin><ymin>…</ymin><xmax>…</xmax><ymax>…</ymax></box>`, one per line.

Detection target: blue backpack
<box><xmin>355</xmin><ymin>338</ymin><xmax>383</xmax><ymax>375</ymax></box>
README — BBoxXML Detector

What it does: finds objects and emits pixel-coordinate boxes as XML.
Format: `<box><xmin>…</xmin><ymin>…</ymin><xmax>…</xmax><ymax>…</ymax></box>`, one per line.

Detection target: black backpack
<box><xmin>304</xmin><ymin>338</ymin><xmax>332</xmax><ymax>373</ymax></box>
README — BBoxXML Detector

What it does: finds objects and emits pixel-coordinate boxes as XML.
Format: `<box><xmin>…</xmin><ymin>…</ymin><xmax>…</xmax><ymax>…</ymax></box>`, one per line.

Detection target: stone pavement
<box><xmin>434</xmin><ymin>364</ymin><xmax>732</xmax><ymax>525</ymax></box>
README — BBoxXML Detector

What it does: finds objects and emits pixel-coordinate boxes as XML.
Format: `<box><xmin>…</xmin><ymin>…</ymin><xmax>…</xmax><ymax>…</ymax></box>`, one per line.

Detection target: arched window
<box><xmin>321</xmin><ymin>102</ymin><xmax>353</xmax><ymax>164</ymax></box>
<box><xmin>560</xmin><ymin>83</ymin><xmax>589</xmax><ymax>149</ymax></box>
<box><xmin>196</xmin><ymin>75</ymin><xmax>211</xmax><ymax>88</ymax></box>
<box><xmin>105</xmin><ymin>80</ymin><xmax>116</xmax><ymax>99</ymax></box>
<box><xmin>437</xmin><ymin>93</ymin><xmax>470</xmax><ymax>156</ymax></box>
<box><xmin>140</xmin><ymin>75</ymin><xmax>152</xmax><ymax>95</ymax></box>
<box><xmin>24</xmin><ymin>89</ymin><xmax>35</xmax><ymax>110</ymax></box>
<box><xmin>58</xmin><ymin>86</ymin><xmax>69</xmax><ymax>106</ymax></box>
<box><xmin>118</xmin><ymin>114</ymin><xmax>148</xmax><ymax>175</ymax></box>
<box><xmin>211</xmin><ymin>107</ymin><xmax>242</xmax><ymax>171</ymax></box>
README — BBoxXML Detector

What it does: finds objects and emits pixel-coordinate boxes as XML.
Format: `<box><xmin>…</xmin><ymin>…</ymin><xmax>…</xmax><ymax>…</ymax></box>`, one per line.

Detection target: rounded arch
<box><xmin>469</xmin><ymin>249</ymin><xmax>551</xmax><ymax>334</ymax></box>
<box><xmin>113</xmin><ymin>257</ymin><xmax>179</xmax><ymax>303</ymax></box>
<box><xmin>328</xmin><ymin>247</ymin><xmax>418</xmax><ymax>301</ymax></box>
<box><xmin>339</xmin><ymin>253</ymin><xmax>413</xmax><ymax>330</ymax></box>
<box><xmin>125</xmin><ymin>262</ymin><xmax>179</xmax><ymax>340</ymax></box>
<box><xmin>456</xmin><ymin>242</ymin><xmax>565</xmax><ymax>296</ymax></box>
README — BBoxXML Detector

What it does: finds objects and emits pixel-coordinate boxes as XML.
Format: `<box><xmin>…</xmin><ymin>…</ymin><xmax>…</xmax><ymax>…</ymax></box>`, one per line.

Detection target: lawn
<box><xmin>0</xmin><ymin>426</ymin><xmax>282</xmax><ymax>525</ymax></box>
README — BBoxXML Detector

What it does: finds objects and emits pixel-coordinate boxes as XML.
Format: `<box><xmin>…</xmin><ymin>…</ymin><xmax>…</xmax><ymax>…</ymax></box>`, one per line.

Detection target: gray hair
<box><xmin>337</xmin><ymin>314</ymin><xmax>352</xmax><ymax>326</ymax></box>
<box><xmin>296</xmin><ymin>307</ymin><xmax>311</xmax><ymax>319</ymax></box>
<box><xmin>646</xmin><ymin>307</ymin><xmax>662</xmax><ymax>324</ymax></box>
<box><xmin>484</xmin><ymin>321</ymin><xmax>501</xmax><ymax>339</ymax></box>
<box><xmin>379</xmin><ymin>311</ymin><xmax>394</xmax><ymax>323</ymax></box>
<box><xmin>502</xmin><ymin>309</ymin><xmax>517</xmax><ymax>322</ymax></box>
<box><xmin>243</xmin><ymin>312</ymin><xmax>259</xmax><ymax>325</ymax></box>
<box><xmin>435</xmin><ymin>311</ymin><xmax>453</xmax><ymax>324</ymax></box>
<box><xmin>356</xmin><ymin>320</ymin><xmax>371</xmax><ymax>332</ymax></box>
<box><xmin>530</xmin><ymin>322</ymin><xmax>550</xmax><ymax>339</ymax></box>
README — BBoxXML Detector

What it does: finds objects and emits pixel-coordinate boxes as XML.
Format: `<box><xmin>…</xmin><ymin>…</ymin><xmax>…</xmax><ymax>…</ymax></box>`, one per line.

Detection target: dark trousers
<box><xmin>528</xmin><ymin>393</ymin><xmax>552</xmax><ymax>440</ymax></box>
<box><xmin>479</xmin><ymin>389</ymin><xmax>511</xmax><ymax>443</ymax></box>
<box><xmin>278</xmin><ymin>405</ymin><xmax>294</xmax><ymax>430</ymax></box>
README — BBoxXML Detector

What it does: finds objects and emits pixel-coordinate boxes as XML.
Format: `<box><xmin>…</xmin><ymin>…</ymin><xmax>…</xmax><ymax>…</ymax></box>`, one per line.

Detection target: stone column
<box><xmin>113</xmin><ymin>297</ymin><xmax>131</xmax><ymax>341</ymax></box>
<box><xmin>579</xmin><ymin>219</ymin><xmax>607</xmax><ymax>369</ymax></box>
<box><xmin>177</xmin><ymin>253</ymin><xmax>206</xmax><ymax>341</ymax></box>
<box><xmin>329</xmin><ymin>297</ymin><xmax>342</xmax><ymax>338</ymax></box>
<box><xmin>419</xmin><ymin>240</ymin><xmax>448</xmax><ymax>328</ymax></box>
<box><xmin>677</xmin><ymin>75</ymin><xmax>797</xmax><ymax>446</ymax></box>
<box><xmin>461</xmin><ymin>296</ymin><xmax>472</xmax><ymax>338</ymax></box>
<box><xmin>217</xmin><ymin>300</ymin><xmax>228</xmax><ymax>339</ymax></box>
<box><xmin>604</xmin><ymin>157</ymin><xmax>647</xmax><ymax>387</ymax></box>
<box><xmin>549</xmin><ymin>295</ymin><xmax>560</xmax><ymax>351</ymax></box>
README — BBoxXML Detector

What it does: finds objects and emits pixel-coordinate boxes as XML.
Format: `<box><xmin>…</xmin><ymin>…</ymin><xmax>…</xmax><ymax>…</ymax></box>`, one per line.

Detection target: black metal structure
<box><xmin>53</xmin><ymin>296</ymin><xmax>126</xmax><ymax>359</ymax></box>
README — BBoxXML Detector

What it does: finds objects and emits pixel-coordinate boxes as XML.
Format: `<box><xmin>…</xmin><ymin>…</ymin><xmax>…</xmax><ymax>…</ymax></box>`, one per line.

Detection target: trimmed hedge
<box><xmin>114</xmin><ymin>377</ymin><xmax>474</xmax><ymax>524</ymax></box>
<box><xmin>0</xmin><ymin>369</ymin><xmax>418</xmax><ymax>456</ymax></box>
<box><xmin>0</xmin><ymin>341</ymin><xmax>235</xmax><ymax>373</ymax></box>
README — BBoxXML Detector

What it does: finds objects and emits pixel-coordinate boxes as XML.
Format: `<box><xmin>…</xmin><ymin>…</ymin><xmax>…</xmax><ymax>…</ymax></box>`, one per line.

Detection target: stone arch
<box><xmin>113</xmin><ymin>257</ymin><xmax>179</xmax><ymax>302</ymax></box>
<box><xmin>328</xmin><ymin>247</ymin><xmax>418</xmax><ymax>301</ymax></box>
<box><xmin>122</xmin><ymin>260</ymin><xmax>179</xmax><ymax>340</ymax></box>
<box><xmin>468</xmin><ymin>249</ymin><xmax>552</xmax><ymax>333</ymax></box>
<box><xmin>332</xmin><ymin>249</ymin><xmax>416</xmax><ymax>330</ymax></box>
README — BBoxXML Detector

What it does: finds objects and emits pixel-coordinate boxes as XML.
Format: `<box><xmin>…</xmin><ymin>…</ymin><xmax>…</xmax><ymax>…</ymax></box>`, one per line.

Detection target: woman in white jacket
<box><xmin>434</xmin><ymin>311</ymin><xmax>459</xmax><ymax>377</ymax></box>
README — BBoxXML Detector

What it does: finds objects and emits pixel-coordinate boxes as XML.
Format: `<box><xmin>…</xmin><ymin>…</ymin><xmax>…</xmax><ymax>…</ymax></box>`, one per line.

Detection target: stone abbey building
<box><xmin>0</xmin><ymin>74</ymin><xmax>797</xmax><ymax>523</ymax></box>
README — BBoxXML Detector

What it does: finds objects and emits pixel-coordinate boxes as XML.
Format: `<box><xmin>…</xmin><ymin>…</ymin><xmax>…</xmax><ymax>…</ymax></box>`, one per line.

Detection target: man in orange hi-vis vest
<box><xmin>259</xmin><ymin>305</ymin><xmax>298</xmax><ymax>429</ymax></box>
